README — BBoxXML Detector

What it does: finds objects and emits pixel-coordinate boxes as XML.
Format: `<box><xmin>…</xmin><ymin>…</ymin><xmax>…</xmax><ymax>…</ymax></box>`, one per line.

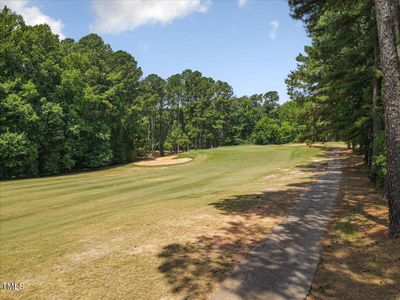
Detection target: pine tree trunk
<box><xmin>372</xmin><ymin>34</ymin><xmax>382</xmax><ymax>164</ymax></box>
<box><xmin>391</xmin><ymin>0</ymin><xmax>400</xmax><ymax>58</ymax></box>
<box><xmin>375</xmin><ymin>0</ymin><xmax>400</xmax><ymax>238</ymax></box>
<box><xmin>151</xmin><ymin>113</ymin><xmax>156</xmax><ymax>157</ymax></box>
<box><xmin>159</xmin><ymin>100</ymin><xmax>164</xmax><ymax>157</ymax></box>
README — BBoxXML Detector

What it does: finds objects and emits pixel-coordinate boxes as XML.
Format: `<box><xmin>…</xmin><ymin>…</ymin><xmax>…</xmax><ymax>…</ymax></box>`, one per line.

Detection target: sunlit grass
<box><xmin>0</xmin><ymin>144</ymin><xmax>330</xmax><ymax>299</ymax></box>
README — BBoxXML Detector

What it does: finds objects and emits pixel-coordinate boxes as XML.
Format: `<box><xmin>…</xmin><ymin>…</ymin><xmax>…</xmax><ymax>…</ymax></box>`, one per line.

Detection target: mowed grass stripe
<box><xmin>1</xmin><ymin>146</ymin><xmax>312</xmax><ymax>236</ymax></box>
<box><xmin>0</xmin><ymin>155</ymin><xmax>210</xmax><ymax>198</ymax></box>
<box><xmin>0</xmin><ymin>148</ymin><xmax>289</xmax><ymax>216</ymax></box>
<box><xmin>0</xmin><ymin>154</ymin><xmax>208</xmax><ymax>193</ymax></box>
<box><xmin>1</xmin><ymin>171</ymin><xmax>227</xmax><ymax>227</ymax></box>
<box><xmin>1</xmin><ymin>160</ymin><xmax>231</xmax><ymax>218</ymax></box>
<box><xmin>0</xmin><ymin>145</ymin><xmax>327</xmax><ymax>299</ymax></box>
<box><xmin>0</xmin><ymin>175</ymin><xmax>181</xmax><ymax>209</ymax></box>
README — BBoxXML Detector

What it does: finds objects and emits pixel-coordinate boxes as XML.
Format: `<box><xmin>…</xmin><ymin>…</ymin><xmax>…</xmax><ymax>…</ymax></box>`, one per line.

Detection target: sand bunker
<box><xmin>134</xmin><ymin>155</ymin><xmax>192</xmax><ymax>166</ymax></box>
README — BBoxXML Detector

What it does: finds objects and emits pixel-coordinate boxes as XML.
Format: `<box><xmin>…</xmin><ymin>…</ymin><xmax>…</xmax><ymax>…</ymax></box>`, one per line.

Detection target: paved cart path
<box><xmin>211</xmin><ymin>151</ymin><xmax>342</xmax><ymax>300</ymax></box>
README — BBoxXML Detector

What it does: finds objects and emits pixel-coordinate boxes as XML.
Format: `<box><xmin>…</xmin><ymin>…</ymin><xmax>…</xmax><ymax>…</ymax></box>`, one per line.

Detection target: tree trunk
<box><xmin>375</xmin><ymin>0</ymin><xmax>400</xmax><ymax>238</ymax></box>
<box><xmin>151</xmin><ymin>113</ymin><xmax>156</xmax><ymax>157</ymax></box>
<box><xmin>391</xmin><ymin>0</ymin><xmax>400</xmax><ymax>58</ymax></box>
<box><xmin>372</xmin><ymin>33</ymin><xmax>382</xmax><ymax>164</ymax></box>
<box><xmin>159</xmin><ymin>99</ymin><xmax>164</xmax><ymax>156</ymax></box>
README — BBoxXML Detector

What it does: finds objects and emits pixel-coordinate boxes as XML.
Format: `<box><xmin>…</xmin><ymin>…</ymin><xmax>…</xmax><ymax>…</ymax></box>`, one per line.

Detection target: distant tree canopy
<box><xmin>0</xmin><ymin>7</ymin><xmax>311</xmax><ymax>179</ymax></box>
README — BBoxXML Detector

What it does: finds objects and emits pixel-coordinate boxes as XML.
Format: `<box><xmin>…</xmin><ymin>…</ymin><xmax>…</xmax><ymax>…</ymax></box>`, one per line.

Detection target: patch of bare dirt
<box><xmin>134</xmin><ymin>155</ymin><xmax>192</xmax><ymax>166</ymax></box>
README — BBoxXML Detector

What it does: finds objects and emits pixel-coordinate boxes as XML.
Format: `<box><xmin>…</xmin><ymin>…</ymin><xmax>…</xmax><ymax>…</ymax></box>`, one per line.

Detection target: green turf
<box><xmin>0</xmin><ymin>144</ymin><xmax>325</xmax><ymax>299</ymax></box>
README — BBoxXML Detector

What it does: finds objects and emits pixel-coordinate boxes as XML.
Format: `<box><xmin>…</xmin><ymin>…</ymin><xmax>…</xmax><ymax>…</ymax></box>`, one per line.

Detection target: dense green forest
<box><xmin>287</xmin><ymin>0</ymin><xmax>400</xmax><ymax>237</ymax></box>
<box><xmin>1</xmin><ymin>0</ymin><xmax>399</xmax><ymax>236</ymax></box>
<box><xmin>0</xmin><ymin>7</ymin><xmax>312</xmax><ymax>179</ymax></box>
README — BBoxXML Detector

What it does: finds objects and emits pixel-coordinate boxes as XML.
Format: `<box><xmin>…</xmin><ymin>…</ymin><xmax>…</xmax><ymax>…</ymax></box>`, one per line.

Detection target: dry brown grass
<box><xmin>157</xmin><ymin>156</ymin><xmax>332</xmax><ymax>299</ymax></box>
<box><xmin>308</xmin><ymin>150</ymin><xmax>400</xmax><ymax>300</ymax></box>
<box><xmin>0</xmin><ymin>145</ymin><xmax>329</xmax><ymax>299</ymax></box>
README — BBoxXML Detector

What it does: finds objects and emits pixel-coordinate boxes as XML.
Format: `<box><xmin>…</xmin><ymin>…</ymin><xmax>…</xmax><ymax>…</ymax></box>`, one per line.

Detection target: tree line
<box><xmin>286</xmin><ymin>0</ymin><xmax>400</xmax><ymax>237</ymax></box>
<box><xmin>1</xmin><ymin>7</ymin><xmax>311</xmax><ymax>180</ymax></box>
<box><xmin>2</xmin><ymin>3</ymin><xmax>398</xmax><ymax>235</ymax></box>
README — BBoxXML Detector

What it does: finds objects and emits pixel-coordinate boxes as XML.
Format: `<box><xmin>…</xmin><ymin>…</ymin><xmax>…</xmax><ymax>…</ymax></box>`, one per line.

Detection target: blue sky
<box><xmin>1</xmin><ymin>0</ymin><xmax>310</xmax><ymax>102</ymax></box>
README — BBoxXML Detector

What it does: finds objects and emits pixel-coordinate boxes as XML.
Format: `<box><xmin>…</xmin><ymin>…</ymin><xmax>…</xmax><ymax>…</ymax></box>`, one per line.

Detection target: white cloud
<box><xmin>0</xmin><ymin>0</ymin><xmax>65</xmax><ymax>39</ymax></box>
<box><xmin>91</xmin><ymin>0</ymin><xmax>211</xmax><ymax>34</ymax></box>
<box><xmin>269</xmin><ymin>20</ymin><xmax>279</xmax><ymax>40</ymax></box>
<box><xmin>237</xmin><ymin>0</ymin><xmax>247</xmax><ymax>7</ymax></box>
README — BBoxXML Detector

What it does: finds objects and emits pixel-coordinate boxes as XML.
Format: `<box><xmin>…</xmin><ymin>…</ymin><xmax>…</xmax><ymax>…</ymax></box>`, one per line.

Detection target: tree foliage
<box><xmin>287</xmin><ymin>0</ymin><xmax>400</xmax><ymax>236</ymax></box>
<box><xmin>1</xmin><ymin>7</ymin><xmax>308</xmax><ymax>179</ymax></box>
<box><xmin>1</xmin><ymin>7</ymin><xmax>144</xmax><ymax>177</ymax></box>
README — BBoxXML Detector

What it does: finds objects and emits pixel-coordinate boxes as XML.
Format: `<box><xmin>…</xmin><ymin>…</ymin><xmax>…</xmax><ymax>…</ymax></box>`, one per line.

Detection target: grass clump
<box><xmin>176</xmin><ymin>150</ymin><xmax>200</xmax><ymax>159</ymax></box>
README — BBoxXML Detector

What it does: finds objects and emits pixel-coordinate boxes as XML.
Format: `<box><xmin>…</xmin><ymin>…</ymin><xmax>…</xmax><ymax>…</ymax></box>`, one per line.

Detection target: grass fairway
<box><xmin>1</xmin><ymin>144</ymin><xmax>328</xmax><ymax>299</ymax></box>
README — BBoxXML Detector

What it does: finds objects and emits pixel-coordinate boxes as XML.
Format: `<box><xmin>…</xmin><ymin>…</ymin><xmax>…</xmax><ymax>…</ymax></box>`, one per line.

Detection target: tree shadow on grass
<box><xmin>159</xmin><ymin>149</ymin><xmax>400</xmax><ymax>299</ymax></box>
<box><xmin>157</xmin><ymin>154</ymin><xmax>333</xmax><ymax>299</ymax></box>
<box><xmin>157</xmin><ymin>150</ymin><xmax>400</xmax><ymax>300</ymax></box>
